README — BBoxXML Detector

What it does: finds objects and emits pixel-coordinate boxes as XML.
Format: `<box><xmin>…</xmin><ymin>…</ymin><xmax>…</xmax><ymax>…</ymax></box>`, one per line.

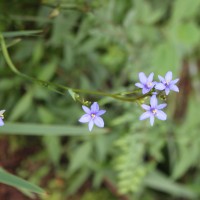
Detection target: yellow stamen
<box><xmin>152</xmin><ymin>109</ymin><xmax>157</xmax><ymax>114</ymax></box>
<box><xmin>0</xmin><ymin>114</ymin><xmax>4</xmax><ymax>119</ymax></box>
<box><xmin>91</xmin><ymin>114</ymin><xmax>96</xmax><ymax>118</ymax></box>
<box><xmin>147</xmin><ymin>82</ymin><xmax>152</xmax><ymax>87</ymax></box>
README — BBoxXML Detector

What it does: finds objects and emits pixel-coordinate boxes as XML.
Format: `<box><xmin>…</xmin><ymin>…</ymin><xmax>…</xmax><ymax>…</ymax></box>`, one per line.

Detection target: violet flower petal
<box><xmin>147</xmin><ymin>72</ymin><xmax>154</xmax><ymax>82</ymax></box>
<box><xmin>82</xmin><ymin>105</ymin><xmax>91</xmax><ymax>114</ymax></box>
<box><xmin>156</xmin><ymin>110</ymin><xmax>167</xmax><ymax>120</ymax></box>
<box><xmin>150</xmin><ymin>95</ymin><xmax>158</xmax><ymax>108</ymax></box>
<box><xmin>79</xmin><ymin>114</ymin><xmax>91</xmax><ymax>123</ymax></box>
<box><xmin>170</xmin><ymin>78</ymin><xmax>179</xmax><ymax>85</ymax></box>
<box><xmin>170</xmin><ymin>85</ymin><xmax>179</xmax><ymax>92</ymax></box>
<box><xmin>155</xmin><ymin>83</ymin><xmax>165</xmax><ymax>90</ymax></box>
<box><xmin>88</xmin><ymin>120</ymin><xmax>94</xmax><ymax>131</ymax></box>
<box><xmin>142</xmin><ymin>87</ymin><xmax>150</xmax><ymax>94</ymax></box>
<box><xmin>141</xmin><ymin>104</ymin><xmax>150</xmax><ymax>110</ymax></box>
<box><xmin>140</xmin><ymin>111</ymin><xmax>151</xmax><ymax>120</ymax></box>
<box><xmin>165</xmin><ymin>88</ymin><xmax>170</xmax><ymax>95</ymax></box>
<box><xmin>150</xmin><ymin>116</ymin><xmax>155</xmax><ymax>126</ymax></box>
<box><xmin>0</xmin><ymin>118</ymin><xmax>4</xmax><ymax>126</ymax></box>
<box><xmin>157</xmin><ymin>103</ymin><xmax>167</xmax><ymax>109</ymax></box>
<box><xmin>158</xmin><ymin>75</ymin><xmax>165</xmax><ymax>82</ymax></box>
<box><xmin>91</xmin><ymin>102</ymin><xmax>99</xmax><ymax>113</ymax></box>
<box><xmin>135</xmin><ymin>83</ymin><xmax>144</xmax><ymax>88</ymax></box>
<box><xmin>94</xmin><ymin>116</ymin><xmax>104</xmax><ymax>127</ymax></box>
<box><xmin>97</xmin><ymin>110</ymin><xmax>106</xmax><ymax>116</ymax></box>
<box><xmin>165</xmin><ymin>71</ymin><xmax>172</xmax><ymax>81</ymax></box>
<box><xmin>139</xmin><ymin>72</ymin><xmax>147</xmax><ymax>84</ymax></box>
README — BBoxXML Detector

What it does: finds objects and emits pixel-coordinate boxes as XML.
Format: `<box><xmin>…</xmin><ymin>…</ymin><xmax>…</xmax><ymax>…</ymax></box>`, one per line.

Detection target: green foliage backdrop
<box><xmin>0</xmin><ymin>0</ymin><xmax>200</xmax><ymax>199</ymax></box>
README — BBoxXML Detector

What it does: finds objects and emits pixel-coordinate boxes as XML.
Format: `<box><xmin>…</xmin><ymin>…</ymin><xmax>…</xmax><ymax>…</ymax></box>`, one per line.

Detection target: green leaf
<box><xmin>2</xmin><ymin>30</ymin><xmax>42</xmax><ymax>37</ymax></box>
<box><xmin>0</xmin><ymin>123</ymin><xmax>108</xmax><ymax>136</ymax></box>
<box><xmin>0</xmin><ymin>78</ymin><xmax>20</xmax><ymax>91</ymax></box>
<box><xmin>0</xmin><ymin>38</ymin><xmax>22</xmax><ymax>50</ymax></box>
<box><xmin>9</xmin><ymin>91</ymin><xmax>33</xmax><ymax>121</ymax></box>
<box><xmin>173</xmin><ymin>99</ymin><xmax>200</xmax><ymax>179</ymax></box>
<box><xmin>172</xmin><ymin>147</ymin><xmax>195</xmax><ymax>180</ymax></box>
<box><xmin>42</xmin><ymin>135</ymin><xmax>61</xmax><ymax>166</ymax></box>
<box><xmin>37</xmin><ymin>106</ymin><xmax>55</xmax><ymax>123</ymax></box>
<box><xmin>0</xmin><ymin>168</ymin><xmax>45</xmax><ymax>194</ymax></box>
<box><xmin>176</xmin><ymin>22</ymin><xmax>200</xmax><ymax>48</ymax></box>
<box><xmin>66</xmin><ymin>169</ymin><xmax>90</xmax><ymax>195</ymax></box>
<box><xmin>68</xmin><ymin>89</ymin><xmax>78</xmax><ymax>101</ymax></box>
<box><xmin>151</xmin><ymin>42</ymin><xmax>180</xmax><ymax>74</ymax></box>
<box><xmin>38</xmin><ymin>59</ymin><xmax>58</xmax><ymax>81</ymax></box>
<box><xmin>93</xmin><ymin>170</ymin><xmax>104</xmax><ymax>188</ymax></box>
<box><xmin>133</xmin><ymin>1</ymin><xmax>165</xmax><ymax>24</ymax></box>
<box><xmin>31</xmin><ymin>41</ymin><xmax>44</xmax><ymax>64</ymax></box>
<box><xmin>172</xmin><ymin>0</ymin><xmax>200</xmax><ymax>21</ymax></box>
<box><xmin>68</xmin><ymin>142</ymin><xmax>92</xmax><ymax>174</ymax></box>
<box><xmin>145</xmin><ymin>170</ymin><xmax>197</xmax><ymax>199</ymax></box>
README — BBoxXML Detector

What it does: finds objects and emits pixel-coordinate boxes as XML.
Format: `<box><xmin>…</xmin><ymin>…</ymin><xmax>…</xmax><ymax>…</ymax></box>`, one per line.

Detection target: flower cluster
<box><xmin>78</xmin><ymin>71</ymin><xmax>179</xmax><ymax>131</ymax></box>
<box><xmin>135</xmin><ymin>71</ymin><xmax>179</xmax><ymax>95</ymax></box>
<box><xmin>135</xmin><ymin>71</ymin><xmax>179</xmax><ymax>126</ymax></box>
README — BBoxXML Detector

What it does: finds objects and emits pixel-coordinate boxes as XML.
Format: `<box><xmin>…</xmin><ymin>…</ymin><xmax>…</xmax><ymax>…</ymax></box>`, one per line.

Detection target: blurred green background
<box><xmin>0</xmin><ymin>0</ymin><xmax>200</xmax><ymax>199</ymax></box>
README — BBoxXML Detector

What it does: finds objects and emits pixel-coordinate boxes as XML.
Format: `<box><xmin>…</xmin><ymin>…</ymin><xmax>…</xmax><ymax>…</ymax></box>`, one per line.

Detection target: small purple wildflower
<box><xmin>135</xmin><ymin>72</ymin><xmax>156</xmax><ymax>94</ymax></box>
<box><xmin>79</xmin><ymin>102</ymin><xmax>106</xmax><ymax>131</ymax></box>
<box><xmin>0</xmin><ymin>110</ymin><xmax>5</xmax><ymax>126</ymax></box>
<box><xmin>140</xmin><ymin>95</ymin><xmax>167</xmax><ymax>126</ymax></box>
<box><xmin>155</xmin><ymin>71</ymin><xmax>179</xmax><ymax>95</ymax></box>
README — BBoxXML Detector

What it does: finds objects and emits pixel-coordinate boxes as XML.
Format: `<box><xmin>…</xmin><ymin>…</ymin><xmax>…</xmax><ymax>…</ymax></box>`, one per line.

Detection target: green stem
<box><xmin>0</xmin><ymin>34</ymin><xmax>149</xmax><ymax>103</ymax></box>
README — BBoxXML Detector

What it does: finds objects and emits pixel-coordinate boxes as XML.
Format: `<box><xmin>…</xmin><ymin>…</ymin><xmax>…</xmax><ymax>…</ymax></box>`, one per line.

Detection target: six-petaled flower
<box><xmin>79</xmin><ymin>102</ymin><xmax>106</xmax><ymax>131</ymax></box>
<box><xmin>140</xmin><ymin>95</ymin><xmax>167</xmax><ymax>126</ymax></box>
<box><xmin>0</xmin><ymin>110</ymin><xmax>5</xmax><ymax>126</ymax></box>
<box><xmin>135</xmin><ymin>72</ymin><xmax>156</xmax><ymax>94</ymax></box>
<box><xmin>155</xmin><ymin>71</ymin><xmax>179</xmax><ymax>95</ymax></box>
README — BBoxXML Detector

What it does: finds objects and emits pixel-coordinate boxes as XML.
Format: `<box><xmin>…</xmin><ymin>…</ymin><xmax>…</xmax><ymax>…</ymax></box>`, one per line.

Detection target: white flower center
<box><xmin>152</xmin><ymin>109</ymin><xmax>157</xmax><ymax>115</ymax></box>
<box><xmin>91</xmin><ymin>114</ymin><xmax>96</xmax><ymax>118</ymax></box>
<box><xmin>165</xmin><ymin>80</ymin><xmax>170</xmax><ymax>85</ymax></box>
<box><xmin>147</xmin><ymin>82</ymin><xmax>152</xmax><ymax>88</ymax></box>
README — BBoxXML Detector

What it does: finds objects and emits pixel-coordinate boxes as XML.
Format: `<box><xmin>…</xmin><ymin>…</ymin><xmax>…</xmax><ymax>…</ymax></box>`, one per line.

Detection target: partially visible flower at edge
<box><xmin>135</xmin><ymin>72</ymin><xmax>156</xmax><ymax>94</ymax></box>
<box><xmin>155</xmin><ymin>71</ymin><xmax>179</xmax><ymax>95</ymax></box>
<box><xmin>79</xmin><ymin>102</ymin><xmax>106</xmax><ymax>131</ymax></box>
<box><xmin>140</xmin><ymin>95</ymin><xmax>167</xmax><ymax>126</ymax></box>
<box><xmin>0</xmin><ymin>110</ymin><xmax>6</xmax><ymax>126</ymax></box>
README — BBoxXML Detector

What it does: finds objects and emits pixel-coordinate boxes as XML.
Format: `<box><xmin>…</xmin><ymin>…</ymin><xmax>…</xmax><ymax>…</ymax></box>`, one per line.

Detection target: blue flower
<box><xmin>79</xmin><ymin>102</ymin><xmax>106</xmax><ymax>131</ymax></box>
<box><xmin>0</xmin><ymin>110</ymin><xmax>5</xmax><ymax>126</ymax></box>
<box><xmin>155</xmin><ymin>71</ymin><xmax>179</xmax><ymax>95</ymax></box>
<box><xmin>140</xmin><ymin>95</ymin><xmax>167</xmax><ymax>126</ymax></box>
<box><xmin>135</xmin><ymin>72</ymin><xmax>156</xmax><ymax>94</ymax></box>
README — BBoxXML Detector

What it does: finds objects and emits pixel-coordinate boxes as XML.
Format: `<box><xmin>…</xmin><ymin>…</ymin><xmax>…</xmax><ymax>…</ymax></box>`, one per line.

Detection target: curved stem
<box><xmin>0</xmin><ymin>34</ymin><xmax>148</xmax><ymax>103</ymax></box>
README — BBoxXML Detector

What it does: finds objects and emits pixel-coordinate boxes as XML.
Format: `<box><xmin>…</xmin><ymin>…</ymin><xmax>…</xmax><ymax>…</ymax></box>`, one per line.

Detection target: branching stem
<box><xmin>0</xmin><ymin>34</ymin><xmax>150</xmax><ymax>103</ymax></box>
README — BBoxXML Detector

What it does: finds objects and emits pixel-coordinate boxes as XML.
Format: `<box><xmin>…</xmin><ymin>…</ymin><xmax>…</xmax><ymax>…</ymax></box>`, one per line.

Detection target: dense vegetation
<box><xmin>0</xmin><ymin>0</ymin><xmax>200</xmax><ymax>199</ymax></box>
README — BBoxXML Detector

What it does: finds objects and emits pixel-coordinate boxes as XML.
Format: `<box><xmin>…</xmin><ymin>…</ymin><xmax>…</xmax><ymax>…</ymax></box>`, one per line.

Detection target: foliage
<box><xmin>0</xmin><ymin>0</ymin><xmax>200</xmax><ymax>199</ymax></box>
<box><xmin>0</xmin><ymin>168</ymin><xmax>44</xmax><ymax>195</ymax></box>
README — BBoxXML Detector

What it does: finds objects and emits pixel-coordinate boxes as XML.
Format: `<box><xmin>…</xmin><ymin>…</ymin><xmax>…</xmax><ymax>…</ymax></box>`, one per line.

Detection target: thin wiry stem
<box><xmin>0</xmin><ymin>34</ymin><xmax>149</xmax><ymax>103</ymax></box>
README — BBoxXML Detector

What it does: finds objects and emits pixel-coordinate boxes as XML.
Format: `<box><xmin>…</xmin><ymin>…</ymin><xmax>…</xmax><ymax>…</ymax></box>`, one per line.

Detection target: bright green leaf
<box><xmin>145</xmin><ymin>170</ymin><xmax>197</xmax><ymax>199</ymax></box>
<box><xmin>0</xmin><ymin>123</ymin><xmax>108</xmax><ymax>136</ymax></box>
<box><xmin>0</xmin><ymin>168</ymin><xmax>45</xmax><ymax>194</ymax></box>
<box><xmin>42</xmin><ymin>135</ymin><xmax>61</xmax><ymax>166</ymax></box>
<box><xmin>2</xmin><ymin>30</ymin><xmax>42</xmax><ymax>37</ymax></box>
<box><xmin>9</xmin><ymin>91</ymin><xmax>33</xmax><ymax>121</ymax></box>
